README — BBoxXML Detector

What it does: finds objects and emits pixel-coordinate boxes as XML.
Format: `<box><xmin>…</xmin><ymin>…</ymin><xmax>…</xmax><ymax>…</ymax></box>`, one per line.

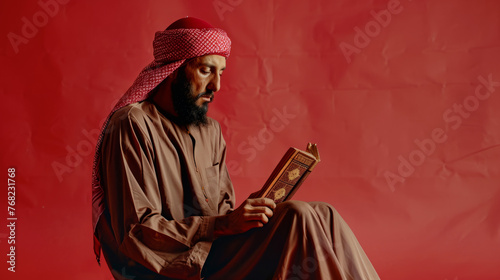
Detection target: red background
<box><xmin>1</xmin><ymin>0</ymin><xmax>500</xmax><ymax>279</ymax></box>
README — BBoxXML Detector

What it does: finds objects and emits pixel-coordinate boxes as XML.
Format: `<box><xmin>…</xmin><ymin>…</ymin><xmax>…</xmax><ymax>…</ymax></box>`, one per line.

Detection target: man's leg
<box><xmin>308</xmin><ymin>202</ymin><xmax>380</xmax><ymax>280</ymax></box>
<box><xmin>202</xmin><ymin>201</ymin><xmax>379</xmax><ymax>280</ymax></box>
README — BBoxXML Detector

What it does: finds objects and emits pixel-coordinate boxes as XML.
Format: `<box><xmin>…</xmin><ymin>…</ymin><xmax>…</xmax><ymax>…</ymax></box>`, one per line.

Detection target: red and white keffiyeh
<box><xmin>91</xmin><ymin>18</ymin><xmax>231</xmax><ymax>262</ymax></box>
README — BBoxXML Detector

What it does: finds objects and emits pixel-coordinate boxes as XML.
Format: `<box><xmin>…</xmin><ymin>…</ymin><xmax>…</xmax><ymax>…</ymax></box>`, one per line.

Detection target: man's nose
<box><xmin>207</xmin><ymin>74</ymin><xmax>221</xmax><ymax>93</ymax></box>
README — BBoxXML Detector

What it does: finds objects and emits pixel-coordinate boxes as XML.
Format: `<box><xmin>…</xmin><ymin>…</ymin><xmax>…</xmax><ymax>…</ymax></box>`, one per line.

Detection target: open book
<box><xmin>254</xmin><ymin>143</ymin><xmax>320</xmax><ymax>203</ymax></box>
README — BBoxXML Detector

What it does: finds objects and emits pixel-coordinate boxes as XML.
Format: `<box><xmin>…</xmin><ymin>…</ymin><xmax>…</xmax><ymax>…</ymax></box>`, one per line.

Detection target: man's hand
<box><xmin>214</xmin><ymin>198</ymin><xmax>276</xmax><ymax>237</ymax></box>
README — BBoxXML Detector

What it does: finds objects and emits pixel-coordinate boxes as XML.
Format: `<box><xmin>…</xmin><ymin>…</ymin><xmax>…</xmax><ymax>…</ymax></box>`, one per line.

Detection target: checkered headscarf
<box><xmin>91</xmin><ymin>17</ymin><xmax>231</xmax><ymax>263</ymax></box>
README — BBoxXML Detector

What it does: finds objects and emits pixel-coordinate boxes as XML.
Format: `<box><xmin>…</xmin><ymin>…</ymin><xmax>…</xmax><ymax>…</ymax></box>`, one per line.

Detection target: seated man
<box><xmin>91</xmin><ymin>17</ymin><xmax>380</xmax><ymax>280</ymax></box>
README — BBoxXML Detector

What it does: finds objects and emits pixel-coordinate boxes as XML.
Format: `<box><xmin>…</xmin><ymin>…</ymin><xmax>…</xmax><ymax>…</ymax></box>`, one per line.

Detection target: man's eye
<box><xmin>200</xmin><ymin>69</ymin><xmax>210</xmax><ymax>74</ymax></box>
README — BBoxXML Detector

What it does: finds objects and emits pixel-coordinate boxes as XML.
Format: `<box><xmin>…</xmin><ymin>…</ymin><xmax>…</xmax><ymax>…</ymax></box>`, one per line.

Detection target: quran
<box><xmin>255</xmin><ymin>143</ymin><xmax>320</xmax><ymax>203</ymax></box>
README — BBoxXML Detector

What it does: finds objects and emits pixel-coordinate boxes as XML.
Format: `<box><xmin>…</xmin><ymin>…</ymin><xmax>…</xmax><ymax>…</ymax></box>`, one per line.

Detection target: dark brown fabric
<box><xmin>98</xmin><ymin>100</ymin><xmax>380</xmax><ymax>280</ymax></box>
<box><xmin>202</xmin><ymin>201</ymin><xmax>380</xmax><ymax>280</ymax></box>
<box><xmin>98</xmin><ymin>101</ymin><xmax>234</xmax><ymax>279</ymax></box>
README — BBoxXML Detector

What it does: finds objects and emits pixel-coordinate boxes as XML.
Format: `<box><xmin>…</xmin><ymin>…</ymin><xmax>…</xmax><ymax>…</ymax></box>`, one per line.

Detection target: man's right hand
<box><xmin>214</xmin><ymin>198</ymin><xmax>276</xmax><ymax>237</ymax></box>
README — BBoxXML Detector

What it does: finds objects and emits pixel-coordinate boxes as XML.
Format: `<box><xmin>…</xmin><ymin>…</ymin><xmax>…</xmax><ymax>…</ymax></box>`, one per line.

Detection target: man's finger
<box><xmin>245</xmin><ymin>221</ymin><xmax>264</xmax><ymax>229</ymax></box>
<box><xmin>247</xmin><ymin>206</ymin><xmax>274</xmax><ymax>218</ymax></box>
<box><xmin>247</xmin><ymin>198</ymin><xmax>276</xmax><ymax>209</ymax></box>
<box><xmin>243</xmin><ymin>213</ymin><xmax>270</xmax><ymax>224</ymax></box>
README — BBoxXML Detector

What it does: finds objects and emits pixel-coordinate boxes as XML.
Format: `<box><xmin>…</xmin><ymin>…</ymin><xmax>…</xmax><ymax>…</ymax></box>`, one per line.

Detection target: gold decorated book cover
<box><xmin>255</xmin><ymin>143</ymin><xmax>320</xmax><ymax>203</ymax></box>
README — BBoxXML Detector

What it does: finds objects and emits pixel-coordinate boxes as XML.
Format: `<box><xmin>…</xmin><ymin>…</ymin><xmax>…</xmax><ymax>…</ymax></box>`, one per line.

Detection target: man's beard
<box><xmin>171</xmin><ymin>70</ymin><xmax>213</xmax><ymax>127</ymax></box>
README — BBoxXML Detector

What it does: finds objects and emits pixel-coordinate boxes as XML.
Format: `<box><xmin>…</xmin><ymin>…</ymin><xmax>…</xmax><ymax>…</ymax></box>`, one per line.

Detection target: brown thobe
<box><xmin>97</xmin><ymin>100</ymin><xmax>380</xmax><ymax>280</ymax></box>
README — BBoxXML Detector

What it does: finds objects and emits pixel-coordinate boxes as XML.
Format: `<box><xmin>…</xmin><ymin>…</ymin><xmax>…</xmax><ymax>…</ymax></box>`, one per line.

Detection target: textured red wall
<box><xmin>1</xmin><ymin>0</ymin><xmax>499</xmax><ymax>279</ymax></box>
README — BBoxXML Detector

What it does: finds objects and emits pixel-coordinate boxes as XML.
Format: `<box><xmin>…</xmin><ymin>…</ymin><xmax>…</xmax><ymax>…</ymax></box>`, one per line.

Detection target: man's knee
<box><xmin>277</xmin><ymin>201</ymin><xmax>337</xmax><ymax>215</ymax></box>
<box><xmin>308</xmin><ymin>201</ymin><xmax>337</xmax><ymax>216</ymax></box>
<box><xmin>277</xmin><ymin>200</ymin><xmax>315</xmax><ymax>218</ymax></box>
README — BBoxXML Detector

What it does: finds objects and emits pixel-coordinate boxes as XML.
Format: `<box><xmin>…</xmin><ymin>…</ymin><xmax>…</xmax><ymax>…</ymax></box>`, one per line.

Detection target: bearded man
<box><xmin>92</xmin><ymin>17</ymin><xmax>380</xmax><ymax>280</ymax></box>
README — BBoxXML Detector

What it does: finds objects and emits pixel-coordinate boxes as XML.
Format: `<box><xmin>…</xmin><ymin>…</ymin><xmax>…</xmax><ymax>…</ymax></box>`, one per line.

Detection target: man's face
<box><xmin>171</xmin><ymin>55</ymin><xmax>226</xmax><ymax>126</ymax></box>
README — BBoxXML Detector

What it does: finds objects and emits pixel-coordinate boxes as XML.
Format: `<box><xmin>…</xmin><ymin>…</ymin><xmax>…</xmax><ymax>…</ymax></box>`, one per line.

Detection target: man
<box><xmin>92</xmin><ymin>17</ymin><xmax>380</xmax><ymax>279</ymax></box>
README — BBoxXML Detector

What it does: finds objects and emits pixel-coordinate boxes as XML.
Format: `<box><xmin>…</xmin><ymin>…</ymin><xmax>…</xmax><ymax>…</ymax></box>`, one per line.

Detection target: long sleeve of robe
<box><xmin>97</xmin><ymin>101</ymin><xmax>234</xmax><ymax>280</ymax></box>
<box><xmin>98</xmin><ymin>100</ymin><xmax>380</xmax><ymax>280</ymax></box>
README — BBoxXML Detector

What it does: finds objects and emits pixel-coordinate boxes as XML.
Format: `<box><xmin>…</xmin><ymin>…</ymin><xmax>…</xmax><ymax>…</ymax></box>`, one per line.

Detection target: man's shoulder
<box><xmin>199</xmin><ymin>117</ymin><xmax>222</xmax><ymax>135</ymax></box>
<box><xmin>109</xmin><ymin>102</ymin><xmax>155</xmax><ymax>124</ymax></box>
<box><xmin>205</xmin><ymin>116</ymin><xmax>220</xmax><ymax>128</ymax></box>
